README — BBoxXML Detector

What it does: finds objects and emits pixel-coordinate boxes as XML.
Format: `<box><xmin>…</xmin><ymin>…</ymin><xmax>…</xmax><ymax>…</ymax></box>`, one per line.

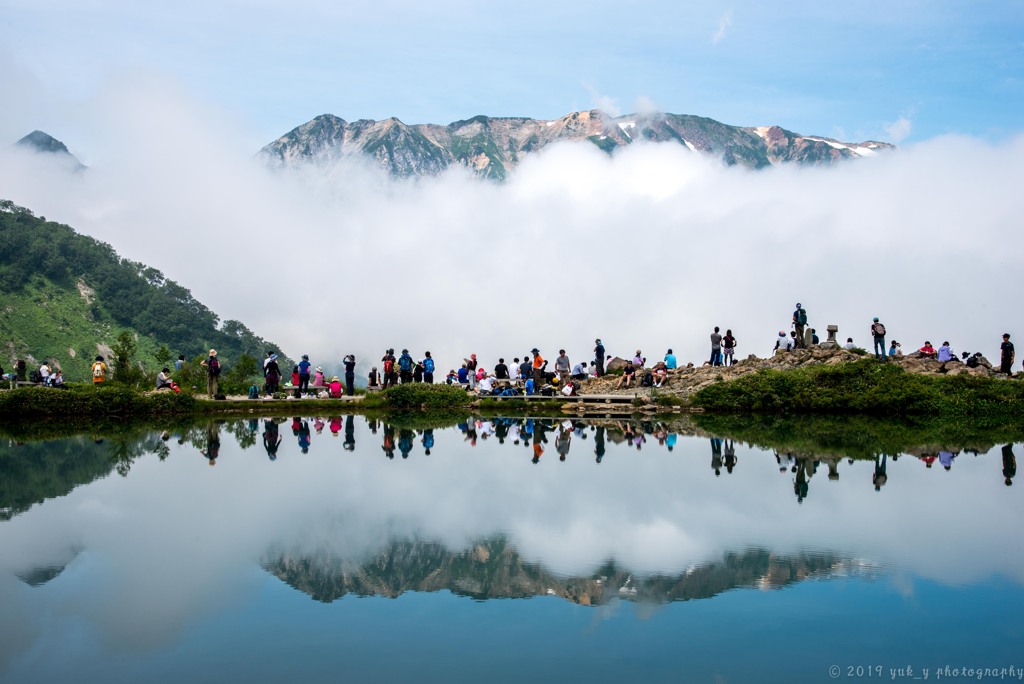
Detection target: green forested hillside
<box><xmin>0</xmin><ymin>199</ymin><xmax>289</xmax><ymax>381</ymax></box>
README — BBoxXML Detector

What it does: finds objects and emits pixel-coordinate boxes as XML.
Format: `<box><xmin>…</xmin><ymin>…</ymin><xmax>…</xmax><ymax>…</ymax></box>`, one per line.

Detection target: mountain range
<box><xmin>260</xmin><ymin>110</ymin><xmax>893</xmax><ymax>179</ymax></box>
<box><xmin>15</xmin><ymin>130</ymin><xmax>86</xmax><ymax>171</ymax></box>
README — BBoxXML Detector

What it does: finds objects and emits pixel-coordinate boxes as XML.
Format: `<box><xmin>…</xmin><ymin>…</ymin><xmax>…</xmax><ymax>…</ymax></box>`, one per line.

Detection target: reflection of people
<box><xmin>297</xmin><ymin>418</ymin><xmax>311</xmax><ymax>453</ymax></box>
<box><xmin>382</xmin><ymin>424</ymin><xmax>396</xmax><ymax>459</ymax></box>
<box><xmin>723</xmin><ymin>439</ymin><xmax>737</xmax><ymax>474</ymax></box>
<box><xmin>938</xmin><ymin>450</ymin><xmax>956</xmax><ymax>471</ymax></box>
<box><xmin>344</xmin><ymin>416</ymin><xmax>356</xmax><ymax>451</ymax></box>
<box><xmin>594</xmin><ymin>426</ymin><xmax>606</xmax><ymax>463</ymax></box>
<box><xmin>398</xmin><ymin>429</ymin><xmax>414</xmax><ymax>459</ymax></box>
<box><xmin>873</xmin><ymin>454</ymin><xmax>888</xmax><ymax>491</ymax></box>
<box><xmin>555</xmin><ymin>426</ymin><xmax>571</xmax><ymax>461</ymax></box>
<box><xmin>710</xmin><ymin>437</ymin><xmax>723</xmax><ymax>476</ymax></box>
<box><xmin>794</xmin><ymin>460</ymin><xmax>809</xmax><ymax>503</ymax></box>
<box><xmin>263</xmin><ymin>420</ymin><xmax>281</xmax><ymax>460</ymax></box>
<box><xmin>422</xmin><ymin>428</ymin><xmax>434</xmax><ymax>455</ymax></box>
<box><xmin>1003</xmin><ymin>444</ymin><xmax>1016</xmax><ymax>486</ymax></box>
<box><xmin>201</xmin><ymin>424</ymin><xmax>221</xmax><ymax>466</ymax></box>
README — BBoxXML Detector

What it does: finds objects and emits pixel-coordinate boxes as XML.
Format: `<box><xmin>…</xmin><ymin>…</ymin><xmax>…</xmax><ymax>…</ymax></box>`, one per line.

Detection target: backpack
<box><xmin>399</xmin><ymin>355</ymin><xmax>412</xmax><ymax>372</ymax></box>
<box><xmin>423</xmin><ymin>358</ymin><xmax>435</xmax><ymax>374</ymax></box>
<box><xmin>248</xmin><ymin>385</ymin><xmax>259</xmax><ymax>399</ymax></box>
<box><xmin>641</xmin><ymin>371</ymin><xmax>654</xmax><ymax>387</ymax></box>
<box><xmin>384</xmin><ymin>359</ymin><xmax>395</xmax><ymax>374</ymax></box>
<box><xmin>29</xmin><ymin>370</ymin><xmax>41</xmax><ymax>383</ymax></box>
<box><xmin>92</xmin><ymin>363</ymin><xmax>104</xmax><ymax>378</ymax></box>
<box><xmin>796</xmin><ymin>308</ymin><xmax>808</xmax><ymax>325</ymax></box>
<box><xmin>874</xmin><ymin>323</ymin><xmax>886</xmax><ymax>336</ymax></box>
<box><xmin>209</xmin><ymin>357</ymin><xmax>221</xmax><ymax>376</ymax></box>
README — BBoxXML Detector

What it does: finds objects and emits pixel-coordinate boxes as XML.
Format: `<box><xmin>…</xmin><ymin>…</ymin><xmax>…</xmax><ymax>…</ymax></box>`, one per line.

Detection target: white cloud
<box><xmin>712</xmin><ymin>9</ymin><xmax>733</xmax><ymax>45</ymax></box>
<box><xmin>633</xmin><ymin>95</ymin><xmax>660</xmax><ymax>115</ymax></box>
<box><xmin>584</xmin><ymin>82</ymin><xmax>621</xmax><ymax>117</ymax></box>
<box><xmin>885</xmin><ymin>114</ymin><xmax>913</xmax><ymax>143</ymax></box>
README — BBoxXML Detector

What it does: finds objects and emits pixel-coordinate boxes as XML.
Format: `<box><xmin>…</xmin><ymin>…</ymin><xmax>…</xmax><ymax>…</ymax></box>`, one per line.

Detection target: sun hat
<box><xmin>209</xmin><ymin>349</ymin><xmax>217</xmax><ymax>356</ymax></box>
<box><xmin>531</xmin><ymin>348</ymin><xmax>540</xmax><ymax>353</ymax></box>
<box><xmin>331</xmin><ymin>375</ymin><xmax>340</xmax><ymax>382</ymax></box>
<box><xmin>316</xmin><ymin>366</ymin><xmax>323</xmax><ymax>372</ymax></box>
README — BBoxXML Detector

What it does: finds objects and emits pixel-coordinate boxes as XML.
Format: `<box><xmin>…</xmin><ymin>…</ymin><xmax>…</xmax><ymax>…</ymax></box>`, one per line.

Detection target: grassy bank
<box><xmin>691</xmin><ymin>359</ymin><xmax>1024</xmax><ymax>416</ymax></box>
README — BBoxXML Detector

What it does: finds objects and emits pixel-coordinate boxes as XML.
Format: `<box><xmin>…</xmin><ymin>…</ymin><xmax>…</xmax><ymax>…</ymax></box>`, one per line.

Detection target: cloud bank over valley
<box><xmin>1</xmin><ymin>81</ymin><xmax>1021</xmax><ymax>373</ymax></box>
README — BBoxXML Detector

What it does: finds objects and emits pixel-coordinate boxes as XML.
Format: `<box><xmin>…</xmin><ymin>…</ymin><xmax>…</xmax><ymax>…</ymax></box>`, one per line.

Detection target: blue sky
<box><xmin>2</xmin><ymin>0</ymin><xmax>1022</xmax><ymax>148</ymax></box>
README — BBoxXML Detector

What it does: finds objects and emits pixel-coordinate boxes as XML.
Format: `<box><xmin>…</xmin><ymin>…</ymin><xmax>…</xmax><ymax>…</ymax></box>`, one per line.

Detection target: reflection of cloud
<box><xmin>712</xmin><ymin>9</ymin><xmax>733</xmax><ymax>45</ymax></box>
<box><xmin>0</xmin><ymin>425</ymin><xmax>1021</xmax><ymax>660</ymax></box>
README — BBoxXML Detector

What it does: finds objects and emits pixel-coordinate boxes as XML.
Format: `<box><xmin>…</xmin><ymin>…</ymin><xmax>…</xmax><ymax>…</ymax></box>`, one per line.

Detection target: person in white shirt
<box><xmin>844</xmin><ymin>337</ymin><xmax>856</xmax><ymax>351</ymax></box>
<box><xmin>774</xmin><ymin>331</ymin><xmax>794</xmax><ymax>355</ymax></box>
<box><xmin>510</xmin><ymin>358</ymin><xmax>521</xmax><ymax>381</ymax></box>
<box><xmin>39</xmin><ymin>362</ymin><xmax>51</xmax><ymax>385</ymax></box>
<box><xmin>477</xmin><ymin>372</ymin><xmax>495</xmax><ymax>395</ymax></box>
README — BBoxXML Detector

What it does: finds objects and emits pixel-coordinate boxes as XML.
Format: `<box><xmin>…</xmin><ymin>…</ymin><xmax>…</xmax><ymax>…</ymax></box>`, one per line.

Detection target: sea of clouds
<box><xmin>1</xmin><ymin>77</ymin><xmax>1022</xmax><ymax>377</ymax></box>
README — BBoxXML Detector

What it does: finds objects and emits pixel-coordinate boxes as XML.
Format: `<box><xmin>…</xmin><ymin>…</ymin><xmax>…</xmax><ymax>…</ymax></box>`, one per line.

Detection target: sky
<box><xmin>0</xmin><ymin>0</ymin><xmax>1023</xmax><ymax>372</ymax></box>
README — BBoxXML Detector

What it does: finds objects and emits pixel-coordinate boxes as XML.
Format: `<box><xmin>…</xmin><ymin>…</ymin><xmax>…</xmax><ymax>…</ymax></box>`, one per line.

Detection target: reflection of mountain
<box><xmin>15</xmin><ymin>548</ymin><xmax>81</xmax><ymax>586</ymax></box>
<box><xmin>0</xmin><ymin>438</ymin><xmax>115</xmax><ymax>520</ymax></box>
<box><xmin>265</xmin><ymin>539</ymin><xmax>851</xmax><ymax>606</ymax></box>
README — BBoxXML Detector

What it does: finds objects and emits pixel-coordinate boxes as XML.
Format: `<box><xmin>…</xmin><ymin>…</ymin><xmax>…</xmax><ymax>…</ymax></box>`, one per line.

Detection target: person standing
<box><xmin>519</xmin><ymin>356</ymin><xmax>532</xmax><ymax>383</ymax></box>
<box><xmin>554</xmin><ymin>350</ymin><xmax>570</xmax><ymax>383</ymax></box>
<box><xmin>594</xmin><ymin>339</ymin><xmax>605</xmax><ymax>377</ymax></box>
<box><xmin>344</xmin><ymin>354</ymin><xmax>356</xmax><ymax>396</ymax></box>
<box><xmin>792</xmin><ymin>303</ymin><xmax>808</xmax><ymax>349</ymax></box>
<box><xmin>870</xmin><ymin>317</ymin><xmax>887</xmax><ymax>359</ymax></box>
<box><xmin>398</xmin><ymin>349</ymin><xmax>414</xmax><ymax>384</ymax></box>
<box><xmin>531</xmin><ymin>348</ymin><xmax>546</xmax><ymax>386</ymax></box>
<box><xmin>1000</xmin><ymin>334</ymin><xmax>1015</xmax><ymax>375</ymax></box>
<box><xmin>710</xmin><ymin>327</ymin><xmax>723</xmax><ymax>366</ymax></box>
<box><xmin>381</xmin><ymin>349</ymin><xmax>396</xmax><ymax>388</ymax></box>
<box><xmin>722</xmin><ymin>330</ymin><xmax>737</xmax><ymax>366</ymax></box>
<box><xmin>422</xmin><ymin>352</ymin><xmax>435</xmax><ymax>384</ymax></box>
<box><xmin>265</xmin><ymin>353</ymin><xmax>281</xmax><ymax>394</ymax></box>
<box><xmin>298</xmin><ymin>355</ymin><xmax>312</xmax><ymax>394</ymax></box>
<box><xmin>91</xmin><ymin>355</ymin><xmax>107</xmax><ymax>384</ymax></box>
<box><xmin>200</xmin><ymin>349</ymin><xmax>220</xmax><ymax>397</ymax></box>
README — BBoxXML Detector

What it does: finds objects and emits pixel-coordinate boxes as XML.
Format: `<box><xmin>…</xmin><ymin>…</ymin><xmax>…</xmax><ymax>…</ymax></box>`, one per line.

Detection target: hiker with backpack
<box><xmin>264</xmin><ymin>353</ymin><xmax>281</xmax><ymax>394</ymax></box>
<box><xmin>200</xmin><ymin>349</ymin><xmax>221</xmax><ymax>397</ymax></box>
<box><xmin>398</xmin><ymin>349</ymin><xmax>414</xmax><ymax>384</ymax></box>
<box><xmin>871</xmin><ymin>318</ymin><xmax>887</xmax><ymax>359</ymax></box>
<box><xmin>381</xmin><ymin>349</ymin><xmax>396</xmax><ymax>388</ymax></box>
<box><xmin>793</xmin><ymin>303</ymin><xmax>808</xmax><ymax>348</ymax></box>
<box><xmin>422</xmin><ymin>352</ymin><xmax>435</xmax><ymax>384</ymax></box>
<box><xmin>91</xmin><ymin>355</ymin><xmax>107</xmax><ymax>384</ymax></box>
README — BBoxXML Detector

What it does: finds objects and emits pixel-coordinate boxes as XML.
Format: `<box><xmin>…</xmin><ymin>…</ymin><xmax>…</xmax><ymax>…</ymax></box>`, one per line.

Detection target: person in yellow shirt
<box><xmin>91</xmin><ymin>355</ymin><xmax>107</xmax><ymax>384</ymax></box>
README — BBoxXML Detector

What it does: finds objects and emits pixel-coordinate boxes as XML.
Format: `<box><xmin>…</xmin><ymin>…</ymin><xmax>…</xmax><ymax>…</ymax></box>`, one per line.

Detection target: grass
<box><xmin>691</xmin><ymin>358</ymin><xmax>1024</xmax><ymax>416</ymax></box>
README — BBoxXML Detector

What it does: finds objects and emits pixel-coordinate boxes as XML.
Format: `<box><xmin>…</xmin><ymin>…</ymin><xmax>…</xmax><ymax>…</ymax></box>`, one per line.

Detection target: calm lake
<box><xmin>2</xmin><ymin>415</ymin><xmax>1023</xmax><ymax>683</ymax></box>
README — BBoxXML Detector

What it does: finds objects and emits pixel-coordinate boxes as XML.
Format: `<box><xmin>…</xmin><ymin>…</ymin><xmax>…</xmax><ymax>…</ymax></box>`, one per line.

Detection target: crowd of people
<box><xmin>5</xmin><ymin>303</ymin><xmax>1018</xmax><ymax>396</ymax></box>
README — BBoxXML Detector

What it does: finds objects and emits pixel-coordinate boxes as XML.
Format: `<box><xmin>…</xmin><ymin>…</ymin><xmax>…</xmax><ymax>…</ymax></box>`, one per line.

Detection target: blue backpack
<box><xmin>248</xmin><ymin>385</ymin><xmax>259</xmax><ymax>399</ymax></box>
<box><xmin>423</xmin><ymin>357</ymin><xmax>435</xmax><ymax>373</ymax></box>
<box><xmin>399</xmin><ymin>355</ymin><xmax>413</xmax><ymax>372</ymax></box>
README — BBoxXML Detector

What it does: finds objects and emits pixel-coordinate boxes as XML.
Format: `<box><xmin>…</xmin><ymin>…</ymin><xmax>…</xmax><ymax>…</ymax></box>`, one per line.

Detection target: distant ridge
<box><xmin>261</xmin><ymin>110</ymin><xmax>893</xmax><ymax>180</ymax></box>
<box><xmin>15</xmin><ymin>130</ymin><xmax>86</xmax><ymax>171</ymax></box>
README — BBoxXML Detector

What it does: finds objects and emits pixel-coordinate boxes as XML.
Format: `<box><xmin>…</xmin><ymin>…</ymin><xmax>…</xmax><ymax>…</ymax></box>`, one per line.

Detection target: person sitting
<box><xmin>937</xmin><ymin>341</ymin><xmax>955</xmax><ymax>362</ymax></box>
<box><xmin>616</xmin><ymin>361</ymin><xmax>637</xmax><ymax>389</ymax></box>
<box><xmin>525</xmin><ymin>377</ymin><xmax>535</xmax><ymax>395</ymax></box>
<box><xmin>652</xmin><ymin>361</ymin><xmax>669</xmax><ymax>388</ymax></box>
<box><xmin>445</xmin><ymin>369</ymin><xmax>458</xmax><ymax>384</ymax></box>
<box><xmin>50</xmin><ymin>369</ymin><xmax>67</xmax><ymax>389</ymax></box>
<box><xmin>477</xmin><ymin>371</ymin><xmax>495</xmax><ymax>395</ymax></box>
<box><xmin>456</xmin><ymin>364</ymin><xmax>469</xmax><ymax>386</ymax></box>
<box><xmin>774</xmin><ymin>331</ymin><xmax>794</xmax><ymax>355</ymax></box>
<box><xmin>312</xmin><ymin>366</ymin><xmax>326</xmax><ymax>387</ymax></box>
<box><xmin>889</xmin><ymin>341</ymin><xmax>902</xmax><ymax>357</ymax></box>
<box><xmin>367</xmin><ymin>367</ymin><xmax>380</xmax><ymax>388</ymax></box>
<box><xmin>632</xmin><ymin>350</ymin><xmax>646</xmax><ymax>367</ymax></box>
<box><xmin>156</xmin><ymin>367</ymin><xmax>175</xmax><ymax>390</ymax></box>
<box><xmin>570</xmin><ymin>361</ymin><xmax>588</xmax><ymax>380</ymax></box>
<box><xmin>843</xmin><ymin>337</ymin><xmax>856</xmax><ymax>350</ymax></box>
<box><xmin>328</xmin><ymin>375</ymin><xmax>343</xmax><ymax>398</ymax></box>
<box><xmin>918</xmin><ymin>341</ymin><xmax>937</xmax><ymax>359</ymax></box>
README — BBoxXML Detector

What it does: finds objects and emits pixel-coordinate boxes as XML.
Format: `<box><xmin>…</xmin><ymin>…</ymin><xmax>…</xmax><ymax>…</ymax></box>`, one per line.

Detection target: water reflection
<box><xmin>1</xmin><ymin>414</ymin><xmax>1023</xmax><ymax>677</ymax></box>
